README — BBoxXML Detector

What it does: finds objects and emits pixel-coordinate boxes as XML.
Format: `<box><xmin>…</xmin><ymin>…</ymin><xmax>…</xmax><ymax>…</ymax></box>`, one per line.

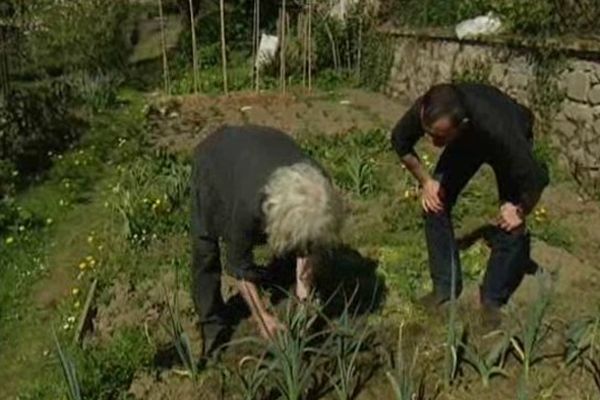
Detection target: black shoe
<box><xmin>201</xmin><ymin>323</ymin><xmax>233</xmax><ymax>359</ymax></box>
<box><xmin>479</xmin><ymin>303</ymin><xmax>503</xmax><ymax>332</ymax></box>
<box><xmin>417</xmin><ymin>291</ymin><xmax>450</xmax><ymax>314</ymax></box>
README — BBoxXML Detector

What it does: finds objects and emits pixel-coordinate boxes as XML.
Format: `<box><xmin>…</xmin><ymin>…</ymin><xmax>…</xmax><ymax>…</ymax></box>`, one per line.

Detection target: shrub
<box><xmin>0</xmin><ymin>82</ymin><xmax>85</xmax><ymax>195</ymax></box>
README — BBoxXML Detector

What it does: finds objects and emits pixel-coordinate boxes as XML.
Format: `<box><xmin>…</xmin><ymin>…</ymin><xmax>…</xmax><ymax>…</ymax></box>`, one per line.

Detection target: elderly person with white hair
<box><xmin>191</xmin><ymin>124</ymin><xmax>344</xmax><ymax>357</ymax></box>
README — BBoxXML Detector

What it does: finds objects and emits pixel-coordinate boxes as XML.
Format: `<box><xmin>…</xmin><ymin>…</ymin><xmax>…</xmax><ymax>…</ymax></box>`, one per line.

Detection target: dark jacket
<box><xmin>191</xmin><ymin>124</ymin><xmax>314</xmax><ymax>281</ymax></box>
<box><xmin>391</xmin><ymin>83</ymin><xmax>548</xmax><ymax>205</ymax></box>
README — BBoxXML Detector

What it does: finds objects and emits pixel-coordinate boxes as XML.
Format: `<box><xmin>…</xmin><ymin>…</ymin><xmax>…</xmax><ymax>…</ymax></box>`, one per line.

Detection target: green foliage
<box><xmin>381</xmin><ymin>0</ymin><xmax>599</xmax><ymax>36</ymax></box>
<box><xmin>53</xmin><ymin>331</ymin><xmax>83</xmax><ymax>400</ymax></box>
<box><xmin>461</xmin><ymin>332</ymin><xmax>511</xmax><ymax>387</ymax></box>
<box><xmin>339</xmin><ymin>152</ymin><xmax>378</xmax><ymax>196</ymax></box>
<box><xmin>163</xmin><ymin>266</ymin><xmax>198</xmax><ymax>380</ymax></box>
<box><xmin>452</xmin><ymin>59</ymin><xmax>491</xmax><ymax>85</ymax></box>
<box><xmin>111</xmin><ymin>149</ymin><xmax>190</xmax><ymax>247</ymax></box>
<box><xmin>25</xmin><ymin>0</ymin><xmax>132</xmax><ymax>74</ymax></box>
<box><xmin>566</xmin><ymin>313</ymin><xmax>600</xmax><ymax>366</ymax></box>
<box><xmin>386</xmin><ymin>323</ymin><xmax>424</xmax><ymax>400</ymax></box>
<box><xmin>511</xmin><ymin>273</ymin><xmax>554</xmax><ymax>398</ymax></box>
<box><xmin>0</xmin><ymin>83</ymin><xmax>84</xmax><ymax>195</ymax></box>
<box><xmin>77</xmin><ymin>329</ymin><xmax>154</xmax><ymax>400</ymax></box>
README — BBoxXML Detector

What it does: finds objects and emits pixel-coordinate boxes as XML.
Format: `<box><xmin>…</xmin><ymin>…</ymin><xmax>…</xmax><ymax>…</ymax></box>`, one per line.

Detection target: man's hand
<box><xmin>497</xmin><ymin>202</ymin><xmax>524</xmax><ymax>232</ymax></box>
<box><xmin>257</xmin><ymin>313</ymin><xmax>286</xmax><ymax>340</ymax></box>
<box><xmin>422</xmin><ymin>179</ymin><xmax>445</xmax><ymax>213</ymax></box>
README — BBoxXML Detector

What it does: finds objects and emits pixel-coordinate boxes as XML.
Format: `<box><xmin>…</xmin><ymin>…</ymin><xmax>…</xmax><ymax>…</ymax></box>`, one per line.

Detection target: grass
<box><xmin>54</xmin><ymin>331</ymin><xmax>83</xmax><ymax>400</ymax></box>
<box><xmin>460</xmin><ymin>332</ymin><xmax>511</xmax><ymax>387</ymax></box>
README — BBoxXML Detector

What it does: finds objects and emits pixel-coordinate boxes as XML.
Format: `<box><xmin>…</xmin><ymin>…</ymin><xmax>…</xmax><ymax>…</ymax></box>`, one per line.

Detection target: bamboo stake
<box><xmin>252</xmin><ymin>0</ymin><xmax>257</xmax><ymax>90</ymax></box>
<box><xmin>219</xmin><ymin>0</ymin><xmax>228</xmax><ymax>95</ymax></box>
<box><xmin>307</xmin><ymin>0</ymin><xmax>312</xmax><ymax>91</ymax></box>
<box><xmin>256</xmin><ymin>0</ymin><xmax>260</xmax><ymax>91</ymax></box>
<box><xmin>157</xmin><ymin>0</ymin><xmax>170</xmax><ymax>94</ymax></box>
<box><xmin>188</xmin><ymin>0</ymin><xmax>199</xmax><ymax>93</ymax></box>
<box><xmin>301</xmin><ymin>8</ymin><xmax>307</xmax><ymax>89</ymax></box>
<box><xmin>279</xmin><ymin>0</ymin><xmax>286</xmax><ymax>94</ymax></box>
<box><xmin>357</xmin><ymin>14</ymin><xmax>363</xmax><ymax>80</ymax></box>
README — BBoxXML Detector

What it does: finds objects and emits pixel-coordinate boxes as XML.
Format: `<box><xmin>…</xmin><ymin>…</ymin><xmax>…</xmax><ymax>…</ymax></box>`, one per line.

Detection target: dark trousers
<box><xmin>425</xmin><ymin>137</ymin><xmax>532</xmax><ymax>307</ymax></box>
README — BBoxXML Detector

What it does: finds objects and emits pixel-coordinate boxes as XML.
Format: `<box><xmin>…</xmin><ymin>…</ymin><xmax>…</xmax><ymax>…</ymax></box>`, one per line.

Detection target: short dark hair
<box><xmin>421</xmin><ymin>84</ymin><xmax>468</xmax><ymax>128</ymax></box>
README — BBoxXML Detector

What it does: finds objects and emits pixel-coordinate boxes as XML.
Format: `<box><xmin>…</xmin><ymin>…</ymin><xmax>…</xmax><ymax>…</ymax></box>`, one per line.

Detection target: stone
<box><xmin>566</xmin><ymin>71</ymin><xmax>590</xmax><ymax>102</ymax></box>
<box><xmin>506</xmin><ymin>72</ymin><xmax>529</xmax><ymax>90</ymax></box>
<box><xmin>554</xmin><ymin>120</ymin><xmax>577</xmax><ymax>139</ymax></box>
<box><xmin>563</xmin><ymin>101</ymin><xmax>593</xmax><ymax>126</ymax></box>
<box><xmin>489</xmin><ymin>63</ymin><xmax>506</xmax><ymax>85</ymax></box>
<box><xmin>594</xmin><ymin>118</ymin><xmax>600</xmax><ymax>136</ymax></box>
<box><xmin>588</xmin><ymin>85</ymin><xmax>600</xmax><ymax>105</ymax></box>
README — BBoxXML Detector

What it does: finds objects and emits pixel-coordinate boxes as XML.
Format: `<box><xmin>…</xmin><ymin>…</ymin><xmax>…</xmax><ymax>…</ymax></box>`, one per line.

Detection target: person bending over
<box><xmin>391</xmin><ymin>83</ymin><xmax>549</xmax><ymax>328</ymax></box>
<box><xmin>191</xmin><ymin>124</ymin><xmax>344</xmax><ymax>356</ymax></box>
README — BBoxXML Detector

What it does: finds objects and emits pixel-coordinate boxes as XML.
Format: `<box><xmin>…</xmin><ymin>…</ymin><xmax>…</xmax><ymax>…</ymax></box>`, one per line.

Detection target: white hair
<box><xmin>262</xmin><ymin>162</ymin><xmax>344</xmax><ymax>256</ymax></box>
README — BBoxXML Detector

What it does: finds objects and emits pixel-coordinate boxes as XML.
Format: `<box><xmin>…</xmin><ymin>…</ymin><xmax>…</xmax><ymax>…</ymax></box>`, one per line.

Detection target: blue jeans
<box><xmin>424</xmin><ymin>136</ymin><xmax>536</xmax><ymax>307</ymax></box>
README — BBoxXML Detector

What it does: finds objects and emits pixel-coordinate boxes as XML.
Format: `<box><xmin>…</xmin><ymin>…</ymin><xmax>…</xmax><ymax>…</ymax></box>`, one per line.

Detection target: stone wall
<box><xmin>382</xmin><ymin>28</ymin><xmax>600</xmax><ymax>194</ymax></box>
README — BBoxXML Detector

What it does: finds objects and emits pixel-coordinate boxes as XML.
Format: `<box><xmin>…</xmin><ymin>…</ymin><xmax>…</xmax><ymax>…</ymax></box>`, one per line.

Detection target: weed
<box><xmin>340</xmin><ymin>152</ymin><xmax>378</xmax><ymax>196</ymax></box>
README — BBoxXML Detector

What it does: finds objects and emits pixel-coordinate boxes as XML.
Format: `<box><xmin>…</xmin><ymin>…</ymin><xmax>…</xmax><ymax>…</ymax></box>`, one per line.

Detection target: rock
<box><xmin>594</xmin><ymin>118</ymin><xmax>600</xmax><ymax>136</ymax></box>
<box><xmin>566</xmin><ymin>71</ymin><xmax>590</xmax><ymax>102</ymax></box>
<box><xmin>588</xmin><ymin>85</ymin><xmax>600</xmax><ymax>105</ymax></box>
<box><xmin>563</xmin><ymin>101</ymin><xmax>593</xmax><ymax>126</ymax></box>
<box><xmin>506</xmin><ymin>72</ymin><xmax>529</xmax><ymax>89</ymax></box>
<box><xmin>554</xmin><ymin>120</ymin><xmax>577</xmax><ymax>139</ymax></box>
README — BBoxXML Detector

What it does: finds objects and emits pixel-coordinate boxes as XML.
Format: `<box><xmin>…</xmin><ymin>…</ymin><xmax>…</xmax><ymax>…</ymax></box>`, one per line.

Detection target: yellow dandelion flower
<box><xmin>97</xmin><ymin>245</ymin><xmax>104</xmax><ymax>251</ymax></box>
<box><xmin>90</xmin><ymin>259</ymin><xmax>96</xmax><ymax>267</ymax></box>
<box><xmin>46</xmin><ymin>218</ymin><xmax>53</xmax><ymax>225</ymax></box>
<box><xmin>78</xmin><ymin>262</ymin><xmax>87</xmax><ymax>270</ymax></box>
<box><xmin>5</xmin><ymin>236</ymin><xmax>14</xmax><ymax>245</ymax></box>
<box><xmin>72</xmin><ymin>288</ymin><xmax>80</xmax><ymax>296</ymax></box>
<box><xmin>74</xmin><ymin>301</ymin><xmax>81</xmax><ymax>309</ymax></box>
<box><xmin>87</xmin><ymin>236</ymin><xmax>94</xmax><ymax>243</ymax></box>
<box><xmin>59</xmin><ymin>199</ymin><xmax>65</xmax><ymax>206</ymax></box>
<box><xmin>63</xmin><ymin>323</ymin><xmax>70</xmax><ymax>331</ymax></box>
<box><xmin>85</xmin><ymin>255</ymin><xmax>93</xmax><ymax>262</ymax></box>
<box><xmin>67</xmin><ymin>316</ymin><xmax>76</xmax><ymax>323</ymax></box>
<box><xmin>18</xmin><ymin>225</ymin><xmax>25</xmax><ymax>232</ymax></box>
<box><xmin>404</xmin><ymin>190</ymin><xmax>411</xmax><ymax>199</ymax></box>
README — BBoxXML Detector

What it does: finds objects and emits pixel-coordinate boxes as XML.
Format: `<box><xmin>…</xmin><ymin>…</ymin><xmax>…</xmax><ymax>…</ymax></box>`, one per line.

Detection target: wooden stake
<box><xmin>73</xmin><ymin>279</ymin><xmax>98</xmax><ymax>346</ymax></box>
<box><xmin>280</xmin><ymin>0</ymin><xmax>286</xmax><ymax>94</ymax></box>
<box><xmin>157</xmin><ymin>0</ymin><xmax>170</xmax><ymax>94</ymax></box>
<box><xmin>188</xmin><ymin>0</ymin><xmax>199</xmax><ymax>93</ymax></box>
<box><xmin>308</xmin><ymin>0</ymin><xmax>312</xmax><ymax>91</ymax></box>
<box><xmin>256</xmin><ymin>0</ymin><xmax>260</xmax><ymax>92</ymax></box>
<box><xmin>219</xmin><ymin>0</ymin><xmax>228</xmax><ymax>95</ymax></box>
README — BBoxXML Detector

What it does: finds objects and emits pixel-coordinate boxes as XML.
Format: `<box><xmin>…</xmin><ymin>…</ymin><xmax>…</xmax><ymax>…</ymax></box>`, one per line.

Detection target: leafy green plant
<box><xmin>340</xmin><ymin>152</ymin><xmax>378</xmax><ymax>196</ymax></box>
<box><xmin>386</xmin><ymin>323</ymin><xmax>424</xmax><ymax>400</ymax></box>
<box><xmin>235</xmin><ymin>355</ymin><xmax>271</xmax><ymax>400</ymax></box>
<box><xmin>112</xmin><ymin>149</ymin><xmax>190</xmax><ymax>246</ymax></box>
<box><xmin>54</xmin><ymin>330</ymin><xmax>83</xmax><ymax>400</ymax></box>
<box><xmin>510</xmin><ymin>272</ymin><xmax>554</xmax><ymax>399</ymax></box>
<box><xmin>445</xmin><ymin>246</ymin><xmax>464</xmax><ymax>386</ymax></box>
<box><xmin>566</xmin><ymin>313</ymin><xmax>600</xmax><ymax>391</ymax></box>
<box><xmin>326</xmin><ymin>292</ymin><xmax>374</xmax><ymax>400</ymax></box>
<box><xmin>460</xmin><ymin>332</ymin><xmax>511</xmax><ymax>387</ymax></box>
<box><xmin>163</xmin><ymin>266</ymin><xmax>198</xmax><ymax>380</ymax></box>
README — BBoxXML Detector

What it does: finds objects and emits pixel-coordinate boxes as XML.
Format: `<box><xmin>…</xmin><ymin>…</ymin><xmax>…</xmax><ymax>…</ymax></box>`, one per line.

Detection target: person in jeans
<box><xmin>390</xmin><ymin>83</ymin><xmax>549</xmax><ymax>328</ymax></box>
<box><xmin>191</xmin><ymin>124</ymin><xmax>343</xmax><ymax>357</ymax></box>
